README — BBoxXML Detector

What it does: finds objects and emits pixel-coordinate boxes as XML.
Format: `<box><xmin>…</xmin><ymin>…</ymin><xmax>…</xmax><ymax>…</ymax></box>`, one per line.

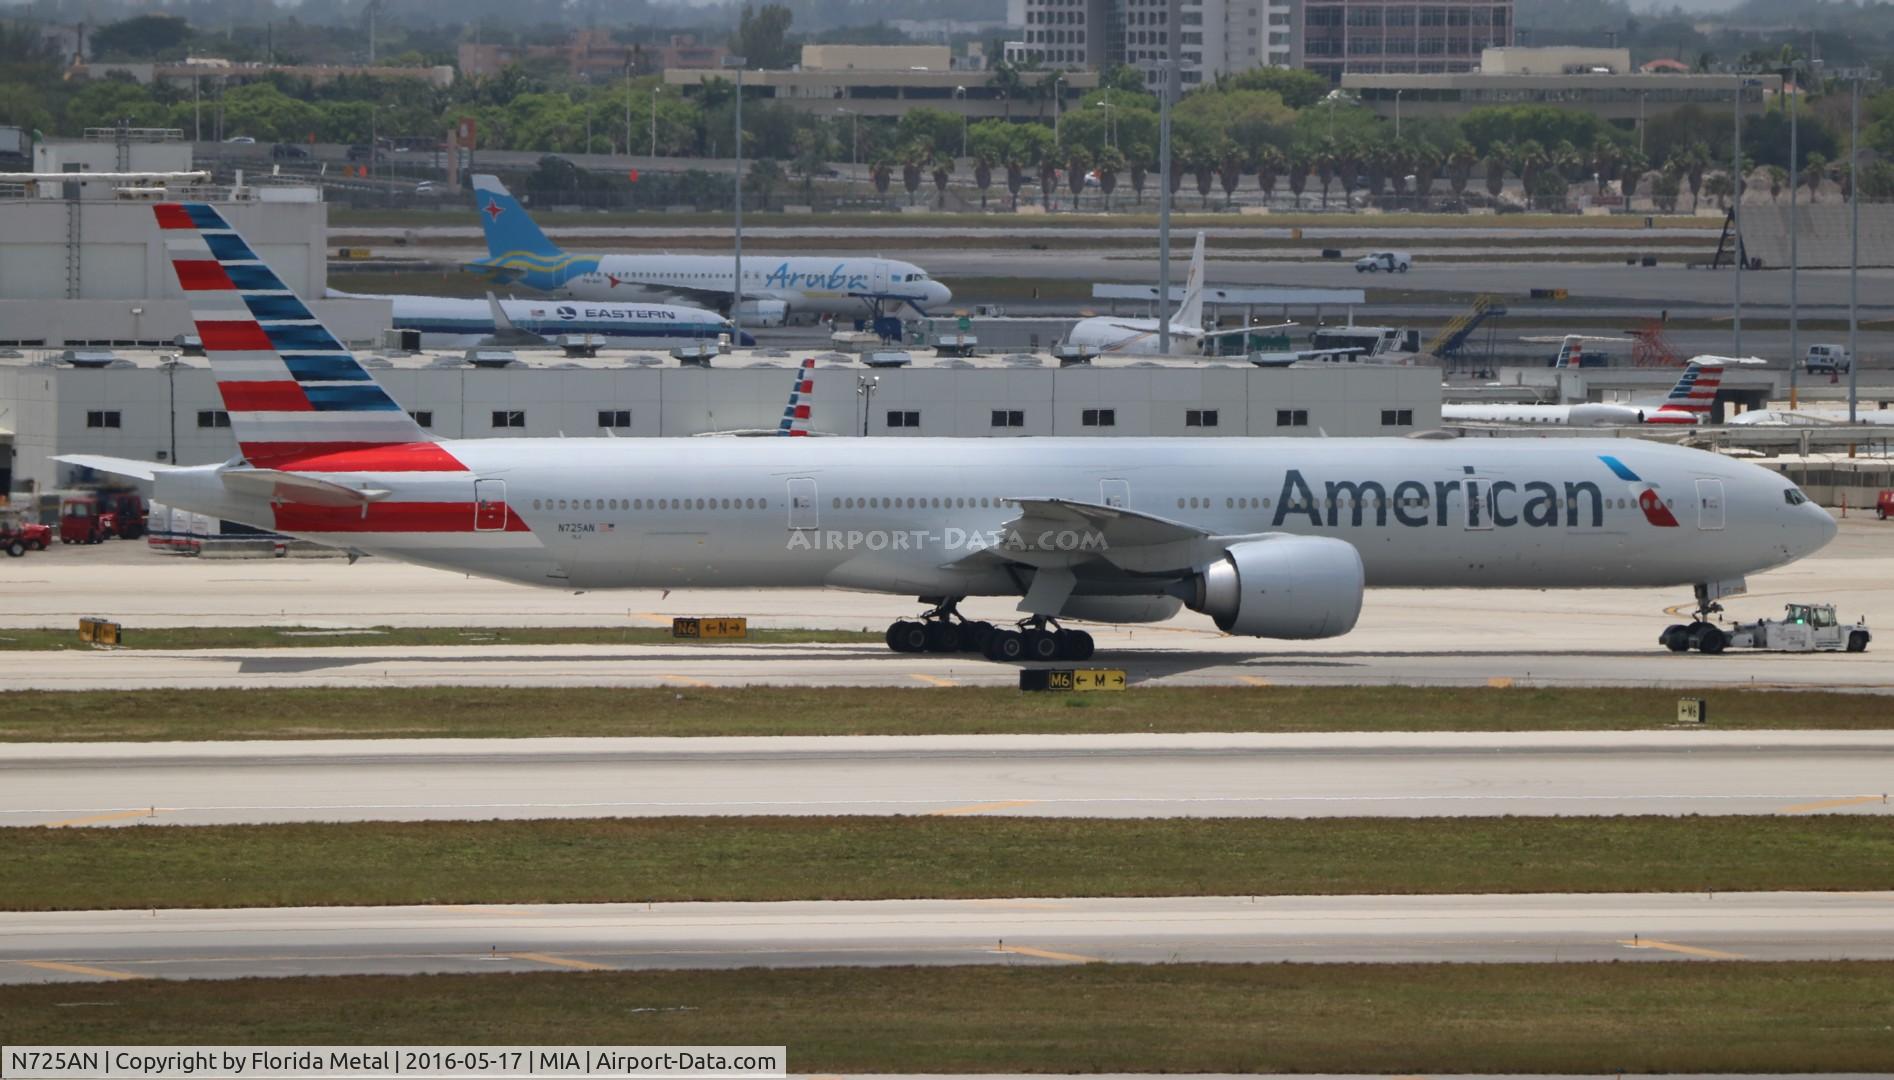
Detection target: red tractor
<box><xmin>2</xmin><ymin>510</ymin><xmax>52</xmax><ymax>557</ymax></box>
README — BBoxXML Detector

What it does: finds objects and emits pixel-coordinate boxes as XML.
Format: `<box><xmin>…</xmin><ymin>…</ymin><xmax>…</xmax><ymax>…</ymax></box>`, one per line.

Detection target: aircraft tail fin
<box><xmin>471</xmin><ymin>174</ymin><xmax>563</xmax><ymax>260</ymax></box>
<box><xmin>1171</xmin><ymin>231</ymin><xmax>1206</xmax><ymax>331</ymax></box>
<box><xmin>1552</xmin><ymin>334</ymin><xmax>1583</xmax><ymax>368</ymax></box>
<box><xmin>1647</xmin><ymin>360</ymin><xmax>1722</xmax><ymax>421</ymax></box>
<box><xmin>777</xmin><ymin>357</ymin><xmax>816</xmax><ymax>436</ymax></box>
<box><xmin>153</xmin><ymin>202</ymin><xmax>444</xmax><ymax>470</ymax></box>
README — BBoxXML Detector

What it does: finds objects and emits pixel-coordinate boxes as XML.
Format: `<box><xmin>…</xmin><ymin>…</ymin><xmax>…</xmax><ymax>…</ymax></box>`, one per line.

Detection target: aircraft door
<box><xmin>1100</xmin><ymin>479</ymin><xmax>1130</xmax><ymax>508</ymax></box>
<box><xmin>872</xmin><ymin>261</ymin><xmax>890</xmax><ymax>296</ymax></box>
<box><xmin>1463</xmin><ymin>476</ymin><xmax>1493</xmax><ymax>531</ymax></box>
<box><xmin>1696</xmin><ymin>478</ymin><xmax>1725</xmax><ymax>530</ymax></box>
<box><xmin>474</xmin><ymin>479</ymin><xmax>508</xmax><ymax>531</ymax></box>
<box><xmin>787</xmin><ymin>477</ymin><xmax>818</xmax><ymax>530</ymax></box>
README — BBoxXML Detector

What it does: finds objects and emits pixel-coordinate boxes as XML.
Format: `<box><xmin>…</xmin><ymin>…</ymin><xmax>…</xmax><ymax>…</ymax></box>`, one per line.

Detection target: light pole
<box><xmin>723</xmin><ymin>56</ymin><xmax>746</xmax><ymax>343</ymax></box>
<box><xmin>624</xmin><ymin>64</ymin><xmax>632</xmax><ymax>157</ymax></box>
<box><xmin>1848</xmin><ymin>73</ymin><xmax>1861</xmax><ymax>423</ymax></box>
<box><xmin>1788</xmin><ymin>59</ymin><xmax>1800</xmax><ymax>406</ymax></box>
<box><xmin>650</xmin><ymin>86</ymin><xmax>660</xmax><ymax>157</ymax></box>
<box><xmin>836</xmin><ymin>108</ymin><xmax>858</xmax><ymax>181</ymax></box>
<box><xmin>1051</xmin><ymin>72</ymin><xmax>1064</xmax><ymax>146</ymax></box>
<box><xmin>954</xmin><ymin>86</ymin><xmax>968</xmax><ymax>158</ymax></box>
<box><xmin>857</xmin><ymin>374</ymin><xmax>879</xmax><ymax>436</ymax></box>
<box><xmin>1157</xmin><ymin>0</ymin><xmax>1178</xmax><ymax>356</ymax></box>
<box><xmin>1637</xmin><ymin>91</ymin><xmax>1646</xmax><ymax>156</ymax></box>
<box><xmin>1095</xmin><ymin>100</ymin><xmax>1117</xmax><ymax>148</ymax></box>
<box><xmin>1394</xmin><ymin>89</ymin><xmax>1403</xmax><ymax>141</ymax></box>
<box><xmin>1733</xmin><ymin>74</ymin><xmax>1747</xmax><ymax>358</ymax></box>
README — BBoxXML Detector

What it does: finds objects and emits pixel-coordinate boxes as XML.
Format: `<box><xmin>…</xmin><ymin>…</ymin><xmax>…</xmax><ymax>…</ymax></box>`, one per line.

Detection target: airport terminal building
<box><xmin>1</xmin><ymin>346</ymin><xmax>1442</xmax><ymax>496</ymax></box>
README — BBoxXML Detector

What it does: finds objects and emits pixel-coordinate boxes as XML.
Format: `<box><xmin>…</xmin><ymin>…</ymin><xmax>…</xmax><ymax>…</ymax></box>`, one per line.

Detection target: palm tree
<box><xmin>1512</xmin><ymin>139</ymin><xmax>1548</xmax><ymax>204</ymax></box>
<box><xmin>1254</xmin><ymin>144</ymin><xmax>1284</xmax><ymax>208</ymax></box>
<box><xmin>870</xmin><ymin>157</ymin><xmax>894</xmax><ymax>206</ymax></box>
<box><xmin>930</xmin><ymin>152</ymin><xmax>955</xmax><ymax>210</ymax></box>
<box><xmin>1286</xmin><ymin>144</ymin><xmax>1311</xmax><ymax>207</ymax></box>
<box><xmin>747</xmin><ymin>157</ymin><xmax>785</xmax><ymax>212</ymax></box>
<box><xmin>1483</xmin><ymin>141</ymin><xmax>1510</xmax><ymax>201</ymax></box>
<box><xmin>1038</xmin><ymin>142</ymin><xmax>1060</xmax><ymax>210</ymax></box>
<box><xmin>1065</xmin><ymin>145</ymin><xmax>1091</xmax><ymax>209</ymax></box>
<box><xmin>900</xmin><ymin>141</ymin><xmax>927</xmax><ymax>206</ymax></box>
<box><xmin>1094</xmin><ymin>145</ymin><xmax>1124</xmax><ymax>211</ymax></box>
<box><xmin>1409</xmin><ymin>142</ymin><xmax>1441</xmax><ymax>211</ymax></box>
<box><xmin>1619</xmin><ymin>147</ymin><xmax>1649</xmax><ymax>202</ymax></box>
<box><xmin>1334</xmin><ymin>136</ymin><xmax>1364</xmax><ymax>207</ymax></box>
<box><xmin>1675</xmin><ymin>142</ymin><xmax>1709</xmax><ymax>211</ymax></box>
<box><xmin>1446</xmin><ymin>141</ymin><xmax>1477</xmax><ymax>201</ymax></box>
<box><xmin>1803</xmin><ymin>152</ymin><xmax>1827</xmax><ymax>202</ymax></box>
<box><xmin>1216</xmin><ymin>140</ymin><xmax>1244</xmax><ymax>209</ymax></box>
<box><xmin>1590</xmin><ymin>140</ymin><xmax>1621</xmax><ymax>198</ymax></box>
<box><xmin>987</xmin><ymin>60</ymin><xmax>1025</xmax><ymax>122</ymax></box>
<box><xmin>1192</xmin><ymin>148</ymin><xmax>1216</xmax><ymax>210</ymax></box>
<box><xmin>1315</xmin><ymin>142</ymin><xmax>1337</xmax><ymax>210</ymax></box>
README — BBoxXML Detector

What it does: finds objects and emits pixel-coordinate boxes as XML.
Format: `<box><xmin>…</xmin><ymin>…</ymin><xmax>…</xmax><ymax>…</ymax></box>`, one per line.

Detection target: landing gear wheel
<box><xmin>1023</xmin><ymin>630</ymin><xmax>1061</xmax><ymax>661</ymax></box>
<box><xmin>887</xmin><ymin>620</ymin><xmax>928</xmax><ymax>653</ymax></box>
<box><xmin>1695</xmin><ymin>627</ymin><xmax>1728</xmax><ymax>655</ymax></box>
<box><xmin>963</xmin><ymin>621</ymin><xmax>995</xmax><ymax>653</ymax></box>
<box><xmin>1660</xmin><ymin>624</ymin><xmax>1691</xmax><ymax>652</ymax></box>
<box><xmin>1848</xmin><ymin>630</ymin><xmax>1870</xmax><ymax>653</ymax></box>
<box><xmin>1061</xmin><ymin>629</ymin><xmax>1095</xmax><ymax>661</ymax></box>
<box><xmin>985</xmin><ymin>630</ymin><xmax>1025</xmax><ymax>661</ymax></box>
<box><xmin>924</xmin><ymin>620</ymin><xmax>961</xmax><ymax>653</ymax></box>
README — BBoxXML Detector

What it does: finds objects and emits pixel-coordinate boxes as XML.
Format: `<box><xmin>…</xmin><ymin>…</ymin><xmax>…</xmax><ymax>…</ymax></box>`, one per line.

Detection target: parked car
<box><xmin>413</xmin><ymin>180</ymin><xmax>447</xmax><ymax>197</ymax></box>
<box><xmin>223</xmin><ymin>135</ymin><xmax>256</xmax><ymax>144</ymax></box>
<box><xmin>1805</xmin><ymin>344</ymin><xmax>1852</xmax><ymax>375</ymax></box>
<box><xmin>345</xmin><ymin>144</ymin><xmax>380</xmax><ymax>163</ymax></box>
<box><xmin>1354</xmin><ymin>251</ymin><xmax>1413</xmax><ymax>273</ymax></box>
<box><xmin>271</xmin><ymin>142</ymin><xmax>310</xmax><ymax>161</ymax></box>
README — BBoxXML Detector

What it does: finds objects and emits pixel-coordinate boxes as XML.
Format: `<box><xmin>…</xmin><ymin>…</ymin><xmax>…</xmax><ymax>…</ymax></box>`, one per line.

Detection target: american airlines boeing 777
<box><xmin>62</xmin><ymin>205</ymin><xmax>1838</xmax><ymax>661</ymax></box>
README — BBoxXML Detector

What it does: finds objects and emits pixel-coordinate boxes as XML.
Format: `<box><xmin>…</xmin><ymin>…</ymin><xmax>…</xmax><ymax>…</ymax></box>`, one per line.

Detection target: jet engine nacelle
<box><xmin>1056</xmin><ymin>595</ymin><xmax>1184</xmax><ymax>624</ymax></box>
<box><xmin>1187</xmin><ymin>535</ymin><xmax>1364</xmax><ymax>639</ymax></box>
<box><xmin>1567</xmin><ymin>402</ymin><xmax>1646</xmax><ymax>427</ymax></box>
<box><xmin>735</xmin><ymin>299</ymin><xmax>789</xmax><ymax>327</ymax></box>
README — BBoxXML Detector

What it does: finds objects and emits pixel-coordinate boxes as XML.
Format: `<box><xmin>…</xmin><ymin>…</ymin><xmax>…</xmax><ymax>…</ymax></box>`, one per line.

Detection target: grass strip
<box><xmin>0</xmin><ymin>625</ymin><xmax>873</xmax><ymax>652</ymax></box>
<box><xmin>4</xmin><ymin>962</ymin><xmax>1889</xmax><ymax>1071</ymax></box>
<box><xmin>0</xmin><ymin>686</ymin><xmax>1889</xmax><ymax>743</ymax></box>
<box><xmin>2</xmin><ymin>816</ymin><xmax>1888</xmax><ymax>912</ymax></box>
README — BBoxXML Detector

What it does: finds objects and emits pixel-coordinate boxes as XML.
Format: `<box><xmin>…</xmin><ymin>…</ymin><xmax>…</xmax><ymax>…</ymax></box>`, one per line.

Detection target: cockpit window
<box><xmin>1783</xmin><ymin>489</ymin><xmax>1808</xmax><ymax>506</ymax></box>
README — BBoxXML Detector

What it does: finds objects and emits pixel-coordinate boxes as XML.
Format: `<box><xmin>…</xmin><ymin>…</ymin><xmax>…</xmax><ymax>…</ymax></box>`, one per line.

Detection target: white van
<box><xmin>1354</xmin><ymin>251</ymin><xmax>1412</xmax><ymax>273</ymax></box>
<box><xmin>1805</xmin><ymin>344</ymin><xmax>1852</xmax><ymax>375</ymax></box>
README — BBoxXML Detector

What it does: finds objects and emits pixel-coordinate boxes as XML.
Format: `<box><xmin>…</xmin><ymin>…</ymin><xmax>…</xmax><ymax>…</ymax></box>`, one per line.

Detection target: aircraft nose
<box><xmin>1810</xmin><ymin>502</ymin><xmax>1839</xmax><ymax>550</ymax></box>
<box><xmin>931</xmin><ymin>281</ymin><xmax>953</xmax><ymax>304</ymax></box>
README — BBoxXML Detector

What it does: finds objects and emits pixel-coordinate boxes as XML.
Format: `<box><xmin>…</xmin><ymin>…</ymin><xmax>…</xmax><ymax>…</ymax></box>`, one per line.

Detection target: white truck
<box><xmin>1804</xmin><ymin>344</ymin><xmax>1852</xmax><ymax>375</ymax></box>
<box><xmin>1663</xmin><ymin>603</ymin><xmax>1870</xmax><ymax>654</ymax></box>
<box><xmin>1354</xmin><ymin>251</ymin><xmax>1412</xmax><ymax>273</ymax></box>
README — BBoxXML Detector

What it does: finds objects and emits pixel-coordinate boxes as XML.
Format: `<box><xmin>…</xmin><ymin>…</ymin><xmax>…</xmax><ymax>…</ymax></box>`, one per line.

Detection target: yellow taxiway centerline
<box><xmin>508</xmin><ymin>952</ymin><xmax>613</xmax><ymax>972</ymax></box>
<box><xmin>909</xmin><ymin>673</ymin><xmax>958</xmax><ymax>687</ymax></box>
<box><xmin>19</xmin><ymin>960</ymin><xmax>146</xmax><ymax>980</ymax></box>
<box><xmin>992</xmin><ymin>944</ymin><xmax>1100</xmax><ymax>963</ymax></box>
<box><xmin>1618</xmin><ymin>938</ymin><xmax>1747</xmax><ymax>960</ymax></box>
<box><xmin>1778</xmin><ymin>794</ymin><xmax>1886</xmax><ymax>814</ymax></box>
<box><xmin>41</xmin><ymin>808</ymin><xmax>162</xmax><ymax>829</ymax></box>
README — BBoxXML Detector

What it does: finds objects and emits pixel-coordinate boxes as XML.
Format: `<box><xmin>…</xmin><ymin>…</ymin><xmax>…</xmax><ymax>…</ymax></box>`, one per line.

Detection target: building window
<box><xmin>886</xmin><ymin>410</ymin><xmax>921</xmax><ymax>428</ymax></box>
<box><xmin>1185</xmin><ymin>409</ymin><xmax>1219</xmax><ymax>427</ymax></box>
<box><xmin>1276</xmin><ymin>408</ymin><xmax>1308</xmax><ymax>427</ymax></box>
<box><xmin>196</xmin><ymin>410</ymin><xmax>231</xmax><ymax>429</ymax></box>
<box><xmin>992</xmin><ymin>409</ymin><xmax>1025</xmax><ymax>428</ymax></box>
<box><xmin>410</xmin><ymin>410</ymin><xmax>433</xmax><ymax>428</ymax></box>
<box><xmin>598</xmin><ymin>409</ymin><xmax>632</xmax><ymax>428</ymax></box>
<box><xmin>492</xmin><ymin>410</ymin><xmax>526</xmax><ymax>429</ymax></box>
<box><xmin>1081</xmin><ymin>408</ymin><xmax>1116</xmax><ymax>427</ymax></box>
<box><xmin>86</xmin><ymin>410</ymin><xmax>121</xmax><ymax>429</ymax></box>
<box><xmin>1381</xmin><ymin>408</ymin><xmax>1414</xmax><ymax>426</ymax></box>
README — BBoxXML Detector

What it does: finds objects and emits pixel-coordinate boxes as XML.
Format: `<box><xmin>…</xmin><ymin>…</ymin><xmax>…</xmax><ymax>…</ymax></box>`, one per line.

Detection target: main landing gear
<box><xmin>1659</xmin><ymin>584</ymin><xmax>1728</xmax><ymax>655</ymax></box>
<box><xmin>884</xmin><ymin>600</ymin><xmax>1095</xmax><ymax>662</ymax></box>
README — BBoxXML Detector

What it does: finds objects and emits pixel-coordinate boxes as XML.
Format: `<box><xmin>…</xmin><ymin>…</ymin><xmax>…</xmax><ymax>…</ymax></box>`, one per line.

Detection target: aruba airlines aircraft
<box><xmin>1064</xmin><ymin>233</ymin><xmax>1294</xmax><ymax>359</ymax></box>
<box><xmin>327</xmin><ymin>290</ymin><xmax>748</xmax><ymax>349</ymax></box>
<box><xmin>464</xmin><ymin>175</ymin><xmax>952</xmax><ymax>325</ymax></box>
<box><xmin>61</xmin><ymin>204</ymin><xmax>1838</xmax><ymax>662</ymax></box>
<box><xmin>1442</xmin><ymin>359</ymin><xmax>1736</xmax><ymax>427</ymax></box>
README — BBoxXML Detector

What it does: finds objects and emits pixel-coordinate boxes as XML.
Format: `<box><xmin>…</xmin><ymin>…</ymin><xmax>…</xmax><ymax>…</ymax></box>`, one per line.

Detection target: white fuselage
<box><xmin>1441</xmin><ymin>402</ymin><xmax>1649</xmax><ymax>427</ymax></box>
<box><xmin>152</xmin><ymin>438</ymin><xmax>1833</xmax><ymax>601</ymax></box>
<box><xmin>350</xmin><ymin>293</ymin><xmax>732</xmax><ymax>349</ymax></box>
<box><xmin>1729</xmin><ymin>408</ymin><xmax>1894</xmax><ymax>427</ymax></box>
<box><xmin>558</xmin><ymin>255</ymin><xmax>951</xmax><ymax>314</ymax></box>
<box><xmin>1065</xmin><ymin>317</ymin><xmax>1206</xmax><ymax>357</ymax></box>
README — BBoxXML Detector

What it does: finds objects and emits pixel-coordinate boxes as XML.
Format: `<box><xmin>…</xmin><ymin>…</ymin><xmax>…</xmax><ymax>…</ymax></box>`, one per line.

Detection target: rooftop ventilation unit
<box><xmin>556</xmin><ymin>333</ymin><xmax>605</xmax><ymax>358</ymax></box>
<box><xmin>672</xmin><ymin>342</ymin><xmax>719</xmax><ymax>367</ymax></box>
<box><xmin>466</xmin><ymin>349</ymin><xmax>521</xmax><ymax>368</ymax></box>
<box><xmin>61</xmin><ymin>349</ymin><xmax>118</xmax><ymax>368</ymax></box>
<box><xmin>863</xmin><ymin>351</ymin><xmax>912</xmax><ymax>368</ymax></box>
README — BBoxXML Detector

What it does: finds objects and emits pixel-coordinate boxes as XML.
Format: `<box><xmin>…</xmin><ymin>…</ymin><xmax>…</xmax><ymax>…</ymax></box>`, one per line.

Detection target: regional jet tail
<box><xmin>465</xmin><ymin>175</ymin><xmax>950</xmax><ymax>322</ymax></box>
<box><xmin>1065</xmin><ymin>233</ymin><xmax>1293</xmax><ymax>359</ymax></box>
<box><xmin>1442</xmin><ymin>357</ymin><xmax>1757</xmax><ymax>428</ymax></box>
<box><xmin>61</xmin><ymin>202</ymin><xmax>1838</xmax><ymax>664</ymax></box>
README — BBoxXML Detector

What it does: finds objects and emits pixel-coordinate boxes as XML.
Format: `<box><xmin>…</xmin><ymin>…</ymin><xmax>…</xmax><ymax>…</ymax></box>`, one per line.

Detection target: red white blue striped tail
<box><xmin>777</xmin><ymin>357</ymin><xmax>816</xmax><ymax>436</ymax></box>
<box><xmin>155</xmin><ymin>203</ymin><xmax>451</xmax><ymax>471</ymax></box>
<box><xmin>1648</xmin><ymin>360</ymin><xmax>1722</xmax><ymax>424</ymax></box>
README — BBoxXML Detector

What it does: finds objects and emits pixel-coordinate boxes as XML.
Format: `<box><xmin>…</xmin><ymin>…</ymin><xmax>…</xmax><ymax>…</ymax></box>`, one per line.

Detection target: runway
<box><xmin>2</xmin><ymin>892</ymin><xmax>1889</xmax><ymax>982</ymax></box>
<box><xmin>5</xmin><ymin>520</ymin><xmax>1888</xmax><ymax>691</ymax></box>
<box><xmin>3</xmin><ymin>731</ymin><xmax>1889</xmax><ymax>826</ymax></box>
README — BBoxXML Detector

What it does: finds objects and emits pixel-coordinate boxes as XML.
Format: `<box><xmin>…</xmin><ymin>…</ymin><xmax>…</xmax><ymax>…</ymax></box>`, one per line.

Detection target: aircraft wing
<box><xmin>955</xmin><ymin>497</ymin><xmax>1229</xmax><ymax>575</ymax></box>
<box><xmin>51</xmin><ymin>454</ymin><xmax>177</xmax><ymax>483</ymax></box>
<box><xmin>1198</xmin><ymin>321</ymin><xmax>1298</xmax><ymax>340</ymax></box>
<box><xmin>219</xmin><ymin>469</ymin><xmax>392</xmax><ymax>507</ymax></box>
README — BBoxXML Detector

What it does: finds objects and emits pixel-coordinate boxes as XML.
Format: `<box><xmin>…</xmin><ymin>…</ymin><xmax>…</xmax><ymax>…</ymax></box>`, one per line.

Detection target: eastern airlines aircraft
<box><xmin>328</xmin><ymin>291</ymin><xmax>746</xmax><ymax>349</ymax></box>
<box><xmin>62</xmin><ymin>204</ymin><xmax>1838</xmax><ymax>662</ymax></box>
<box><xmin>464</xmin><ymin>175</ymin><xmax>952</xmax><ymax>324</ymax></box>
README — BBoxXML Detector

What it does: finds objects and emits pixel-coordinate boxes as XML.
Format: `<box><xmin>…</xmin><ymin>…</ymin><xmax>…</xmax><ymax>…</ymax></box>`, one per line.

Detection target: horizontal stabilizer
<box><xmin>51</xmin><ymin>454</ymin><xmax>175</xmax><ymax>482</ymax></box>
<box><xmin>219</xmin><ymin>469</ymin><xmax>391</xmax><ymax>507</ymax></box>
